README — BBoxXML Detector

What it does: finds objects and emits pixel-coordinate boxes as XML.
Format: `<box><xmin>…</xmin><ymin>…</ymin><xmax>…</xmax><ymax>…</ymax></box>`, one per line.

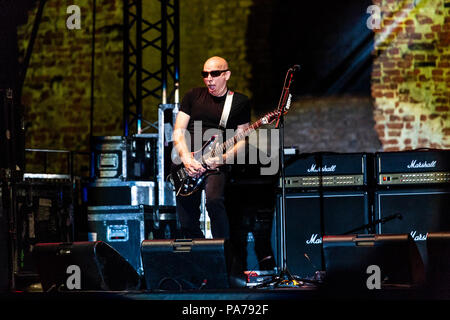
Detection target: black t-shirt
<box><xmin>180</xmin><ymin>87</ymin><xmax>251</xmax><ymax>138</ymax></box>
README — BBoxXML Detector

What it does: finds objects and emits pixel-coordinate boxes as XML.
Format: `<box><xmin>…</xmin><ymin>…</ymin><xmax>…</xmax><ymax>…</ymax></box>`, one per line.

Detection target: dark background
<box><xmin>247</xmin><ymin>0</ymin><xmax>373</xmax><ymax>109</ymax></box>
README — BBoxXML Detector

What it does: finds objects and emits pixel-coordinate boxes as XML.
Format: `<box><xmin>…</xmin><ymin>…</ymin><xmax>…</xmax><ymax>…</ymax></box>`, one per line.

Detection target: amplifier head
<box><xmin>376</xmin><ymin>150</ymin><xmax>450</xmax><ymax>186</ymax></box>
<box><xmin>282</xmin><ymin>152</ymin><xmax>370</xmax><ymax>189</ymax></box>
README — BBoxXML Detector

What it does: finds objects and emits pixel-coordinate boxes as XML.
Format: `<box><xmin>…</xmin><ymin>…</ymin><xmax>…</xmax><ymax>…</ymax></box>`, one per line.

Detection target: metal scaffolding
<box><xmin>123</xmin><ymin>0</ymin><xmax>180</xmax><ymax>209</ymax></box>
<box><xmin>123</xmin><ymin>0</ymin><xmax>180</xmax><ymax>136</ymax></box>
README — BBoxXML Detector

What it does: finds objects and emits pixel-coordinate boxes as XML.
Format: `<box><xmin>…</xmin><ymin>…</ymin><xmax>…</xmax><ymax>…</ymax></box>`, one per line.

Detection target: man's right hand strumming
<box><xmin>182</xmin><ymin>155</ymin><xmax>206</xmax><ymax>178</ymax></box>
<box><xmin>173</xmin><ymin>110</ymin><xmax>205</xmax><ymax>178</ymax></box>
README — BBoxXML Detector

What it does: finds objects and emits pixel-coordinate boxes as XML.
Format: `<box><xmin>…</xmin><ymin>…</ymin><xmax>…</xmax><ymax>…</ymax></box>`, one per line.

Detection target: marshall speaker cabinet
<box><xmin>375</xmin><ymin>188</ymin><xmax>450</xmax><ymax>274</ymax></box>
<box><xmin>276</xmin><ymin>191</ymin><xmax>370</xmax><ymax>279</ymax></box>
<box><xmin>275</xmin><ymin>152</ymin><xmax>372</xmax><ymax>278</ymax></box>
<box><xmin>375</xmin><ymin>150</ymin><xmax>450</xmax><ymax>272</ymax></box>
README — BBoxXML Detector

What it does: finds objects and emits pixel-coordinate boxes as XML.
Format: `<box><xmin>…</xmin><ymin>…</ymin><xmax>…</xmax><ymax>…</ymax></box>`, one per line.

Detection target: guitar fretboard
<box><xmin>207</xmin><ymin>112</ymin><xmax>276</xmax><ymax>159</ymax></box>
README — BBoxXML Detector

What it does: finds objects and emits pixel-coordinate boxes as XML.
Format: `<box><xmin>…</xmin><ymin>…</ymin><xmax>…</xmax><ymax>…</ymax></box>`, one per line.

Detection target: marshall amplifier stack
<box><xmin>374</xmin><ymin>149</ymin><xmax>450</xmax><ymax>272</ymax></box>
<box><xmin>276</xmin><ymin>151</ymin><xmax>373</xmax><ymax>279</ymax></box>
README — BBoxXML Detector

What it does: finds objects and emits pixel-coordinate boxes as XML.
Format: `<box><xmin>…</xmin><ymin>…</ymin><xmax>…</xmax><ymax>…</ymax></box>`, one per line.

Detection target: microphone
<box><xmin>290</xmin><ymin>65</ymin><xmax>301</xmax><ymax>72</ymax></box>
<box><xmin>304</xmin><ymin>253</ymin><xmax>318</xmax><ymax>271</ymax></box>
<box><xmin>380</xmin><ymin>213</ymin><xmax>403</xmax><ymax>224</ymax></box>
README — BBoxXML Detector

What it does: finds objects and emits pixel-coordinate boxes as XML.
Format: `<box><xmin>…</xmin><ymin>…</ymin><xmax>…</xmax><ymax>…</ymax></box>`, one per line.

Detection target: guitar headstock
<box><xmin>258</xmin><ymin>94</ymin><xmax>293</xmax><ymax>126</ymax></box>
<box><xmin>261</xmin><ymin>94</ymin><xmax>293</xmax><ymax>124</ymax></box>
<box><xmin>261</xmin><ymin>110</ymin><xmax>279</xmax><ymax>125</ymax></box>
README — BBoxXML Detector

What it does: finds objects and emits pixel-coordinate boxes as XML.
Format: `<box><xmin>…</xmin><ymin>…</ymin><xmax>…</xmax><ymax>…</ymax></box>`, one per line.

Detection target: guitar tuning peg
<box><xmin>286</xmin><ymin>94</ymin><xmax>292</xmax><ymax>110</ymax></box>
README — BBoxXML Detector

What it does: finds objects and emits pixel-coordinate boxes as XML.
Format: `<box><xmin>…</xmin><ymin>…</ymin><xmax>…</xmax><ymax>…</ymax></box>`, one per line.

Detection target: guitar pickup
<box><xmin>177</xmin><ymin>169</ymin><xmax>187</xmax><ymax>180</ymax></box>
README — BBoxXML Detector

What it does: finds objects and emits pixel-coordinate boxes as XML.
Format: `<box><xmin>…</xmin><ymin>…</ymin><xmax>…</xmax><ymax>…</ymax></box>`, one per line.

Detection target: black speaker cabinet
<box><xmin>323</xmin><ymin>234</ymin><xmax>425</xmax><ymax>288</ymax></box>
<box><xmin>0</xmin><ymin>191</ymin><xmax>11</xmax><ymax>292</ymax></box>
<box><xmin>141</xmin><ymin>239</ymin><xmax>231</xmax><ymax>290</ymax></box>
<box><xmin>276</xmin><ymin>191</ymin><xmax>370</xmax><ymax>278</ymax></box>
<box><xmin>375</xmin><ymin>188</ymin><xmax>450</xmax><ymax>270</ymax></box>
<box><xmin>33</xmin><ymin>241</ymin><xmax>141</xmax><ymax>292</ymax></box>
<box><xmin>426</xmin><ymin>232</ymin><xmax>450</xmax><ymax>289</ymax></box>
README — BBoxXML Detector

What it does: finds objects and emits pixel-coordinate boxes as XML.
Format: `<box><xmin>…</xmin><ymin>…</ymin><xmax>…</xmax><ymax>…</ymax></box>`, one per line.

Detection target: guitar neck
<box><xmin>210</xmin><ymin>118</ymin><xmax>266</xmax><ymax>158</ymax></box>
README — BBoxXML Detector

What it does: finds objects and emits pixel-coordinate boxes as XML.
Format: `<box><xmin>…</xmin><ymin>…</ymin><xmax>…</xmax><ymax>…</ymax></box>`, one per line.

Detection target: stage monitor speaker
<box><xmin>426</xmin><ymin>232</ymin><xmax>450</xmax><ymax>289</ymax></box>
<box><xmin>33</xmin><ymin>241</ymin><xmax>141</xmax><ymax>292</ymax></box>
<box><xmin>141</xmin><ymin>239</ymin><xmax>232</xmax><ymax>290</ymax></box>
<box><xmin>375</xmin><ymin>188</ymin><xmax>450</xmax><ymax>270</ymax></box>
<box><xmin>276</xmin><ymin>191</ymin><xmax>370</xmax><ymax>278</ymax></box>
<box><xmin>323</xmin><ymin>234</ymin><xmax>425</xmax><ymax>288</ymax></box>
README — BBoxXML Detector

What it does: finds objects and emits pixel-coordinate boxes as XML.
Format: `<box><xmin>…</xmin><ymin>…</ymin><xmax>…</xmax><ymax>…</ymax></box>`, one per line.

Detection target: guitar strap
<box><xmin>218</xmin><ymin>90</ymin><xmax>234</xmax><ymax>130</ymax></box>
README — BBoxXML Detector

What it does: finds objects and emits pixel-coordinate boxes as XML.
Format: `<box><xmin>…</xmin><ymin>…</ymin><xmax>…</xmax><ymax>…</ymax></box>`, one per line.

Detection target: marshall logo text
<box><xmin>306</xmin><ymin>234</ymin><xmax>322</xmax><ymax>245</ymax></box>
<box><xmin>410</xmin><ymin>231</ymin><xmax>427</xmax><ymax>241</ymax></box>
<box><xmin>406</xmin><ymin>160</ymin><xmax>437</xmax><ymax>169</ymax></box>
<box><xmin>307</xmin><ymin>164</ymin><xmax>337</xmax><ymax>173</ymax></box>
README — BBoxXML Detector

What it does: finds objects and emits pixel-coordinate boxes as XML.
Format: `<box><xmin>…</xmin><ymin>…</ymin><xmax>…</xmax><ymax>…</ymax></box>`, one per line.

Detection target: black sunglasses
<box><xmin>201</xmin><ymin>69</ymin><xmax>229</xmax><ymax>78</ymax></box>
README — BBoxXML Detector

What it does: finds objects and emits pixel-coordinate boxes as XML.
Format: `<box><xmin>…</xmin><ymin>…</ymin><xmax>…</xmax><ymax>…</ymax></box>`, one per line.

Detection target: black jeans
<box><xmin>176</xmin><ymin>170</ymin><xmax>229</xmax><ymax>239</ymax></box>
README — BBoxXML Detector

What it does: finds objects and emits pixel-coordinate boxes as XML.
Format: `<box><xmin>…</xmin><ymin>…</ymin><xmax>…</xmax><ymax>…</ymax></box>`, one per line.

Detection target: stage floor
<box><xmin>2</xmin><ymin>284</ymin><xmax>448</xmax><ymax>318</ymax></box>
<box><xmin>4</xmin><ymin>282</ymin><xmax>450</xmax><ymax>300</ymax></box>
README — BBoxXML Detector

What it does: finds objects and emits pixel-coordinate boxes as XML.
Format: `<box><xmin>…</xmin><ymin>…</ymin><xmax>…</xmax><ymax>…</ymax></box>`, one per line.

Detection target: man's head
<box><xmin>202</xmin><ymin>56</ymin><xmax>230</xmax><ymax>97</ymax></box>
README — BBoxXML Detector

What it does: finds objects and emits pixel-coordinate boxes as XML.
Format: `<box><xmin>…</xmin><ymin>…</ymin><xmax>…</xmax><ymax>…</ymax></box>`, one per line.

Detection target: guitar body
<box><xmin>168</xmin><ymin>136</ymin><xmax>219</xmax><ymax>197</ymax></box>
<box><xmin>167</xmin><ymin>106</ymin><xmax>286</xmax><ymax>197</ymax></box>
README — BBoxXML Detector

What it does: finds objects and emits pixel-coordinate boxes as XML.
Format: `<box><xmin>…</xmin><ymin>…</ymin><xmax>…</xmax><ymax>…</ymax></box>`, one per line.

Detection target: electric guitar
<box><xmin>168</xmin><ymin>98</ymin><xmax>291</xmax><ymax>196</ymax></box>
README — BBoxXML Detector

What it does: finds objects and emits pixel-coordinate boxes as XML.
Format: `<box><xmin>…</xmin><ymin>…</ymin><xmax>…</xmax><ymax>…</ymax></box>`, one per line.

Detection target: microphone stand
<box><xmin>341</xmin><ymin>213</ymin><xmax>403</xmax><ymax>235</ymax></box>
<box><xmin>257</xmin><ymin>66</ymin><xmax>303</xmax><ymax>288</ymax></box>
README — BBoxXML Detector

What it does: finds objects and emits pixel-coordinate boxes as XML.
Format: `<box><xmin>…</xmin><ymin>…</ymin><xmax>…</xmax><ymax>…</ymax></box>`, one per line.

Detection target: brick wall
<box><xmin>283</xmin><ymin>96</ymin><xmax>382</xmax><ymax>153</ymax></box>
<box><xmin>371</xmin><ymin>0</ymin><xmax>450</xmax><ymax>151</ymax></box>
<box><xmin>18</xmin><ymin>0</ymin><xmax>123</xmax><ymax>174</ymax></box>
